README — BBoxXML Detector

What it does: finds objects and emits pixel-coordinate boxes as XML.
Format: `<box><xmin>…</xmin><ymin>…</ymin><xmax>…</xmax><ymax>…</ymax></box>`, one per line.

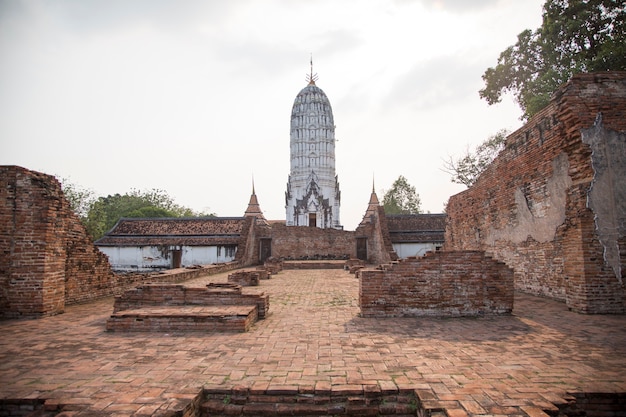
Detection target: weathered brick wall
<box><xmin>355</xmin><ymin>206</ymin><xmax>397</xmax><ymax>265</ymax></box>
<box><xmin>445</xmin><ymin>72</ymin><xmax>626</xmax><ymax>313</ymax></box>
<box><xmin>0</xmin><ymin>166</ymin><xmax>243</xmax><ymax>318</ymax></box>
<box><xmin>359</xmin><ymin>251</ymin><xmax>514</xmax><ymax>317</ymax></box>
<box><xmin>0</xmin><ymin>166</ymin><xmax>118</xmax><ymax>317</ymax></box>
<box><xmin>269</xmin><ymin>223</ymin><xmax>356</xmax><ymax>260</ymax></box>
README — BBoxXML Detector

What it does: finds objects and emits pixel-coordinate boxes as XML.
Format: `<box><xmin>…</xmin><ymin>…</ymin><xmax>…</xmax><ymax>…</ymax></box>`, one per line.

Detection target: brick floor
<box><xmin>1</xmin><ymin>268</ymin><xmax>625</xmax><ymax>416</ymax></box>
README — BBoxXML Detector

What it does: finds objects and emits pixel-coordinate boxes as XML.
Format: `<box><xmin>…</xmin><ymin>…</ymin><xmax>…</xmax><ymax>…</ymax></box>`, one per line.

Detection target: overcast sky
<box><xmin>0</xmin><ymin>0</ymin><xmax>544</xmax><ymax>230</ymax></box>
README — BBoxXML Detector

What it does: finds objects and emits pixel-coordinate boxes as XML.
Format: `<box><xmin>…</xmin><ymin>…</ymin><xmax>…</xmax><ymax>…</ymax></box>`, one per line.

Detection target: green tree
<box><xmin>58</xmin><ymin>177</ymin><xmax>96</xmax><ymax>219</ymax></box>
<box><xmin>480</xmin><ymin>0</ymin><xmax>626</xmax><ymax>119</ymax></box>
<box><xmin>382</xmin><ymin>175</ymin><xmax>422</xmax><ymax>215</ymax></box>
<box><xmin>82</xmin><ymin>189</ymin><xmax>214</xmax><ymax>240</ymax></box>
<box><xmin>442</xmin><ymin>129</ymin><xmax>509</xmax><ymax>188</ymax></box>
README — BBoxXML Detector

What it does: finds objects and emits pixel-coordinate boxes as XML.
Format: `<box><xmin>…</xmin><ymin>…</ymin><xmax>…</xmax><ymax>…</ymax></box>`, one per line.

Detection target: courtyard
<box><xmin>1</xmin><ymin>268</ymin><xmax>625</xmax><ymax>416</ymax></box>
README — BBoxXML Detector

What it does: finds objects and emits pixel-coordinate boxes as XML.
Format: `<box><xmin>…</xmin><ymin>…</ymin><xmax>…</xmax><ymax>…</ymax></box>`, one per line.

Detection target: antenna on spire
<box><xmin>306</xmin><ymin>53</ymin><xmax>318</xmax><ymax>85</ymax></box>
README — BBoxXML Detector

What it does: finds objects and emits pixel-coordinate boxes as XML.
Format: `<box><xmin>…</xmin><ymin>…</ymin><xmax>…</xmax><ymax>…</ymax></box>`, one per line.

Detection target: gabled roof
<box><xmin>94</xmin><ymin>217</ymin><xmax>245</xmax><ymax>247</ymax></box>
<box><xmin>386</xmin><ymin>213</ymin><xmax>446</xmax><ymax>244</ymax></box>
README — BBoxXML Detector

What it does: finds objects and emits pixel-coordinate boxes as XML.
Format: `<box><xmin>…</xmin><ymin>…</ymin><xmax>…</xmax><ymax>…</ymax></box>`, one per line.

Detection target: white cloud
<box><xmin>0</xmin><ymin>0</ymin><xmax>544</xmax><ymax>230</ymax></box>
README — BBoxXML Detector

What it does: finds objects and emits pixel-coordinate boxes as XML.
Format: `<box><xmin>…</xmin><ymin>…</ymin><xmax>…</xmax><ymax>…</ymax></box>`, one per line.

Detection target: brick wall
<box><xmin>228</xmin><ymin>270</ymin><xmax>261</xmax><ymax>286</ymax></box>
<box><xmin>0</xmin><ymin>166</ymin><xmax>242</xmax><ymax>318</ymax></box>
<box><xmin>0</xmin><ymin>166</ymin><xmax>118</xmax><ymax>317</ymax></box>
<box><xmin>355</xmin><ymin>206</ymin><xmax>397</xmax><ymax>265</ymax></box>
<box><xmin>445</xmin><ymin>72</ymin><xmax>626</xmax><ymax>313</ymax></box>
<box><xmin>359</xmin><ymin>251</ymin><xmax>514</xmax><ymax>317</ymax></box>
<box><xmin>269</xmin><ymin>223</ymin><xmax>356</xmax><ymax>260</ymax></box>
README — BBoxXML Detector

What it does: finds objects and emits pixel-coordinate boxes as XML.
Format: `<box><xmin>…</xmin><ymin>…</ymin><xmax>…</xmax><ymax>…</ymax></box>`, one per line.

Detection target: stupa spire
<box><xmin>306</xmin><ymin>54</ymin><xmax>318</xmax><ymax>85</ymax></box>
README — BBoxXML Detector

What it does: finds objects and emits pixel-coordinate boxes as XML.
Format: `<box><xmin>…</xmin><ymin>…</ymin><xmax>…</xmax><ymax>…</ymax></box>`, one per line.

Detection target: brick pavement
<box><xmin>0</xmin><ymin>268</ymin><xmax>625</xmax><ymax>416</ymax></box>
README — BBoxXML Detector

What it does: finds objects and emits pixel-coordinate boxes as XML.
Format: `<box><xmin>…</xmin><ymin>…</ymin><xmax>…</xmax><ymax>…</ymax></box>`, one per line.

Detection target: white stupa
<box><xmin>285</xmin><ymin>62</ymin><xmax>341</xmax><ymax>229</ymax></box>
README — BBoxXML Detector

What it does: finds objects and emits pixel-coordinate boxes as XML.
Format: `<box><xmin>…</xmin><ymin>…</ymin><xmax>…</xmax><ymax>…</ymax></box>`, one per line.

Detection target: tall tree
<box><xmin>480</xmin><ymin>0</ymin><xmax>626</xmax><ymax>119</ymax></box>
<box><xmin>84</xmin><ymin>189</ymin><xmax>216</xmax><ymax>240</ymax></box>
<box><xmin>59</xmin><ymin>177</ymin><xmax>96</xmax><ymax>220</ymax></box>
<box><xmin>59</xmin><ymin>177</ymin><xmax>217</xmax><ymax>241</ymax></box>
<box><xmin>382</xmin><ymin>175</ymin><xmax>422</xmax><ymax>215</ymax></box>
<box><xmin>442</xmin><ymin>129</ymin><xmax>509</xmax><ymax>188</ymax></box>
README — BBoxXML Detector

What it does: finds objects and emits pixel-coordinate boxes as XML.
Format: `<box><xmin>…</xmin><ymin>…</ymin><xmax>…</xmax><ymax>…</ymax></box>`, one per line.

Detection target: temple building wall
<box><xmin>445</xmin><ymin>72</ymin><xmax>626</xmax><ymax>314</ymax></box>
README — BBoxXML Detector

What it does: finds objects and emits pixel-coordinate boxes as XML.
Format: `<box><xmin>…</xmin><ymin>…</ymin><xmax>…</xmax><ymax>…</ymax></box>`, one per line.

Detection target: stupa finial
<box><xmin>306</xmin><ymin>54</ymin><xmax>318</xmax><ymax>85</ymax></box>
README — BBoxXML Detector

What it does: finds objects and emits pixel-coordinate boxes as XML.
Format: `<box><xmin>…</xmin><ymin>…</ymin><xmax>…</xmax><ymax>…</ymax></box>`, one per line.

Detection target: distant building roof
<box><xmin>94</xmin><ymin>217</ymin><xmax>245</xmax><ymax>247</ymax></box>
<box><xmin>386</xmin><ymin>213</ymin><xmax>446</xmax><ymax>244</ymax></box>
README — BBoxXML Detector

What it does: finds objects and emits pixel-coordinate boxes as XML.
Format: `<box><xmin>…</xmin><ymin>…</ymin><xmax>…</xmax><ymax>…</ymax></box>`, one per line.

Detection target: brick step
<box><xmin>283</xmin><ymin>260</ymin><xmax>346</xmax><ymax>270</ymax></box>
<box><xmin>199</xmin><ymin>388</ymin><xmax>424</xmax><ymax>416</ymax></box>
<box><xmin>200</xmin><ymin>399</ymin><xmax>420</xmax><ymax>416</ymax></box>
<box><xmin>106</xmin><ymin>305</ymin><xmax>258</xmax><ymax>332</ymax></box>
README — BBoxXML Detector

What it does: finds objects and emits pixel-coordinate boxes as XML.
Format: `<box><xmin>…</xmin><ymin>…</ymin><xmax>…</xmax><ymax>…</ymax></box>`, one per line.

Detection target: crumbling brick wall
<box><xmin>354</xmin><ymin>206</ymin><xmax>397</xmax><ymax>265</ymax></box>
<box><xmin>0</xmin><ymin>166</ymin><xmax>118</xmax><ymax>317</ymax></box>
<box><xmin>359</xmin><ymin>251</ymin><xmax>514</xmax><ymax>317</ymax></box>
<box><xmin>445</xmin><ymin>72</ymin><xmax>626</xmax><ymax>313</ymax></box>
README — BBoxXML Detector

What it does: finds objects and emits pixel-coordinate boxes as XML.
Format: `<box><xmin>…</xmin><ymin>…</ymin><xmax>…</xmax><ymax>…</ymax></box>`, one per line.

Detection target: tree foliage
<box><xmin>480</xmin><ymin>0</ymin><xmax>626</xmax><ymax>119</ymax></box>
<box><xmin>58</xmin><ymin>178</ymin><xmax>215</xmax><ymax>241</ymax></box>
<box><xmin>442</xmin><ymin>129</ymin><xmax>509</xmax><ymax>188</ymax></box>
<box><xmin>382</xmin><ymin>175</ymin><xmax>422</xmax><ymax>215</ymax></box>
<box><xmin>59</xmin><ymin>177</ymin><xmax>96</xmax><ymax>219</ymax></box>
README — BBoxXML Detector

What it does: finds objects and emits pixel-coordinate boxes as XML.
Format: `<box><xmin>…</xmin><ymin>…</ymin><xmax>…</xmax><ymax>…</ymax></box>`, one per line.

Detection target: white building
<box><xmin>386</xmin><ymin>214</ymin><xmax>446</xmax><ymax>258</ymax></box>
<box><xmin>95</xmin><ymin>217</ymin><xmax>243</xmax><ymax>272</ymax></box>
<box><xmin>285</xmin><ymin>70</ymin><xmax>341</xmax><ymax>229</ymax></box>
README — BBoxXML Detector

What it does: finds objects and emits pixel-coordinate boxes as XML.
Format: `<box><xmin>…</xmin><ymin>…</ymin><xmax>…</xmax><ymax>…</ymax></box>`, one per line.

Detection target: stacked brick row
<box><xmin>111</xmin><ymin>283</ymin><xmax>269</xmax><ymax>319</ymax></box>
<box><xmin>228</xmin><ymin>270</ymin><xmax>263</xmax><ymax>286</ymax></box>
<box><xmin>359</xmin><ymin>251</ymin><xmax>514</xmax><ymax>317</ymax></box>
<box><xmin>107</xmin><ymin>283</ymin><xmax>269</xmax><ymax>332</ymax></box>
<box><xmin>201</xmin><ymin>386</ymin><xmax>423</xmax><ymax>416</ymax></box>
<box><xmin>445</xmin><ymin>72</ymin><xmax>626</xmax><ymax>313</ymax></box>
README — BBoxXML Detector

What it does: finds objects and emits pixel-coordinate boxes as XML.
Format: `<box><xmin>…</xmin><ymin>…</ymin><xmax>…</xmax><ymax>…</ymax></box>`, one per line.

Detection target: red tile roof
<box><xmin>95</xmin><ymin>217</ymin><xmax>245</xmax><ymax>247</ymax></box>
<box><xmin>386</xmin><ymin>213</ymin><xmax>446</xmax><ymax>244</ymax></box>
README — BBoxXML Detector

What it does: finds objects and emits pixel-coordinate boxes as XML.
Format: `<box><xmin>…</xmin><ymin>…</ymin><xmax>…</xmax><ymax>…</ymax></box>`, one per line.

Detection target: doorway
<box><xmin>308</xmin><ymin>213</ymin><xmax>316</xmax><ymax>227</ymax></box>
<box><xmin>356</xmin><ymin>238</ymin><xmax>367</xmax><ymax>261</ymax></box>
<box><xmin>171</xmin><ymin>249</ymin><xmax>182</xmax><ymax>269</ymax></box>
<box><xmin>259</xmin><ymin>239</ymin><xmax>272</xmax><ymax>263</ymax></box>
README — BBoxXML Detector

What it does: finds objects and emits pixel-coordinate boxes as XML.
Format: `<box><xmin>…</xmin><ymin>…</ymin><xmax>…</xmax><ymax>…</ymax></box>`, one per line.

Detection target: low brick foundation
<box><xmin>359</xmin><ymin>251</ymin><xmax>514</xmax><ymax>317</ymax></box>
<box><xmin>106</xmin><ymin>305</ymin><xmax>258</xmax><ymax>332</ymax></box>
<box><xmin>228</xmin><ymin>271</ymin><xmax>261</xmax><ymax>286</ymax></box>
<box><xmin>200</xmin><ymin>387</ymin><xmax>424</xmax><ymax>417</ymax></box>
<box><xmin>106</xmin><ymin>283</ymin><xmax>269</xmax><ymax>332</ymax></box>
<box><xmin>283</xmin><ymin>260</ymin><xmax>347</xmax><ymax>270</ymax></box>
<box><xmin>263</xmin><ymin>257</ymin><xmax>283</xmax><ymax>274</ymax></box>
<box><xmin>345</xmin><ymin>258</ymin><xmax>367</xmax><ymax>274</ymax></box>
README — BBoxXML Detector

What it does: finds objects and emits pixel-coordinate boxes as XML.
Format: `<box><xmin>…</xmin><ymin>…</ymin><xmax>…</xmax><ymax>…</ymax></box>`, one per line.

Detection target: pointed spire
<box><xmin>359</xmin><ymin>176</ymin><xmax>380</xmax><ymax>226</ymax></box>
<box><xmin>306</xmin><ymin>53</ymin><xmax>318</xmax><ymax>85</ymax></box>
<box><xmin>244</xmin><ymin>178</ymin><xmax>268</xmax><ymax>225</ymax></box>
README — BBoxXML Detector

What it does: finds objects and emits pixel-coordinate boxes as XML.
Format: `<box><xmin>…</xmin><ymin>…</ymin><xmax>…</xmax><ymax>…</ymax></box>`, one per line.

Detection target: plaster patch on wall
<box><xmin>582</xmin><ymin>116</ymin><xmax>626</xmax><ymax>282</ymax></box>
<box><xmin>487</xmin><ymin>153</ymin><xmax>572</xmax><ymax>245</ymax></box>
